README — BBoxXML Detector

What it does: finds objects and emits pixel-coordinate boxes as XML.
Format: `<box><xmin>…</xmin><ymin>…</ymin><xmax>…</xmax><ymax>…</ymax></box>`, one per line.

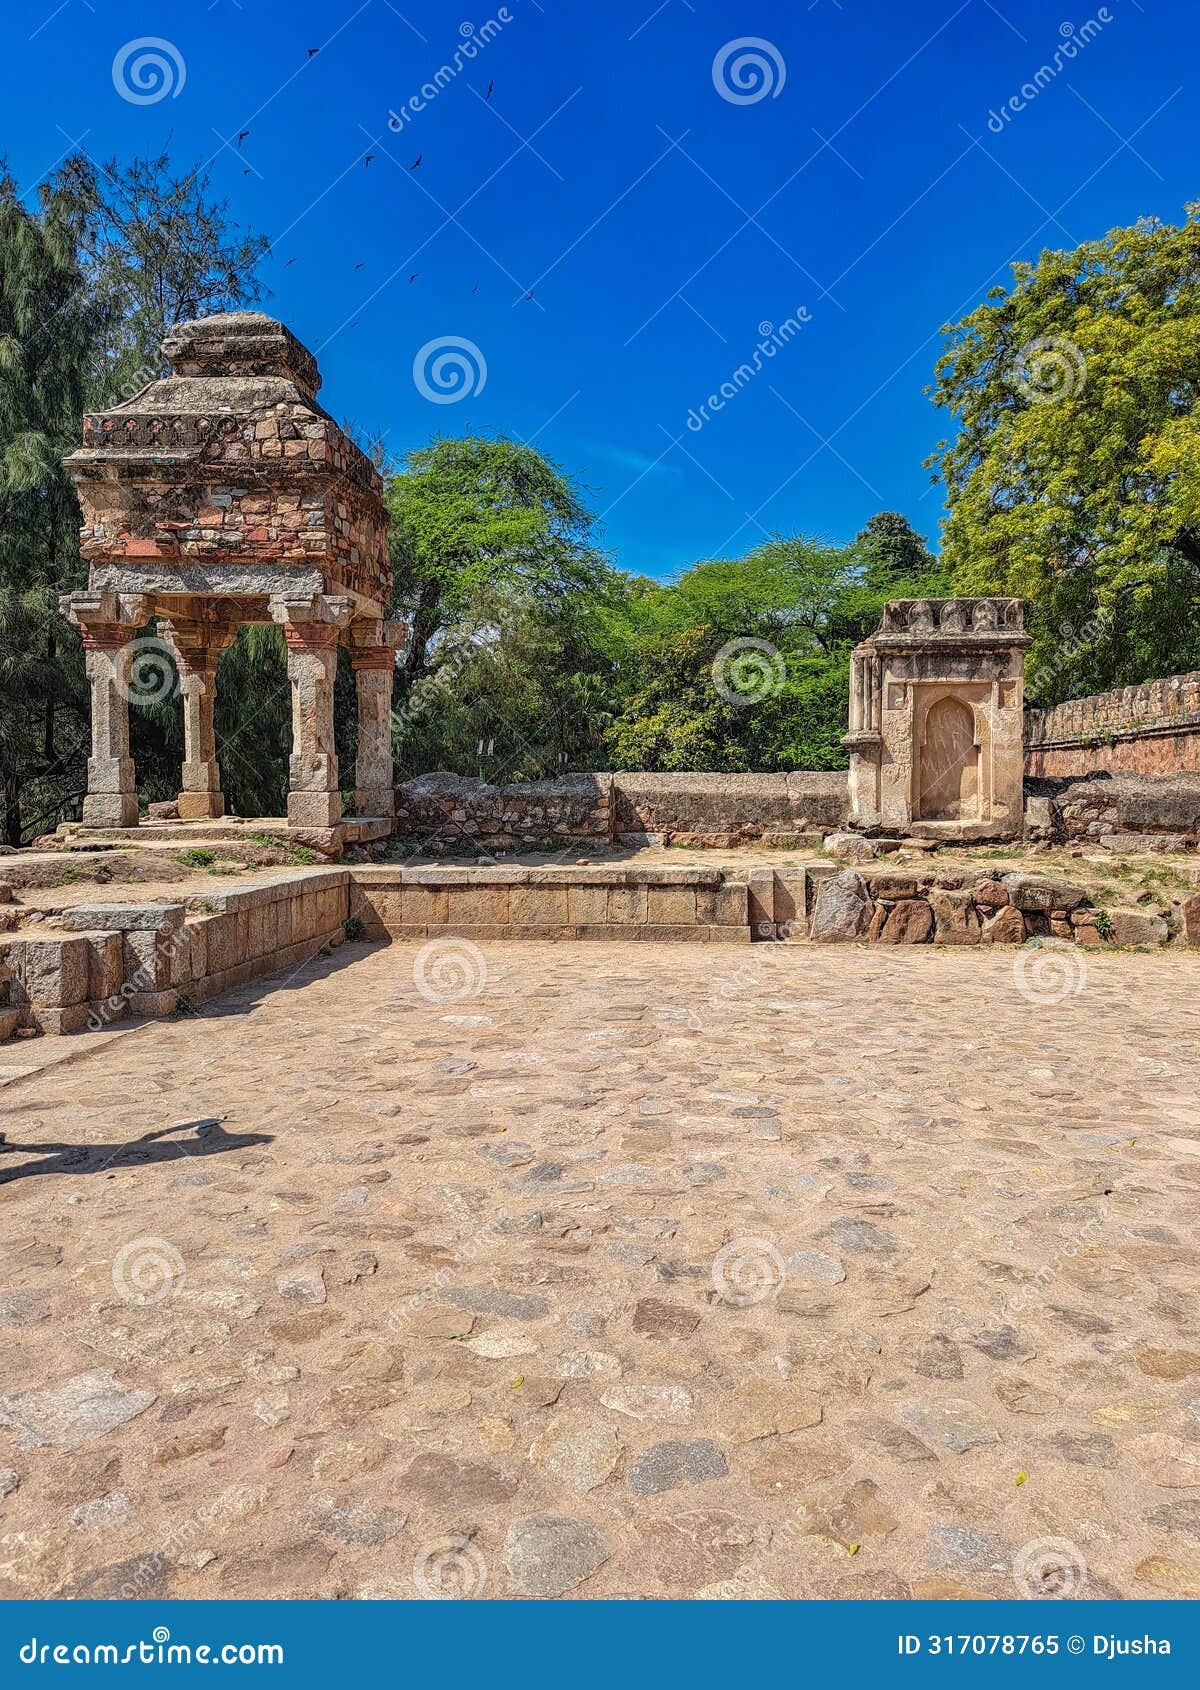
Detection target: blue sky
<box><xmin>5</xmin><ymin>0</ymin><xmax>1196</xmax><ymax>577</ymax></box>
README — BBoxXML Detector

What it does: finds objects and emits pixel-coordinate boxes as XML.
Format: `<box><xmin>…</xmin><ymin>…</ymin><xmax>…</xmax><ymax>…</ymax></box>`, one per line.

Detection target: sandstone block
<box><xmin>981</xmin><ymin>906</ymin><xmax>1025</xmax><ymax>945</ymax></box>
<box><xmin>928</xmin><ymin>887</ymin><xmax>980</xmax><ymax>945</ymax></box>
<box><xmin>809</xmin><ymin>871</ymin><xmax>872</xmax><ymax>942</ymax></box>
<box><xmin>876</xmin><ymin>899</ymin><xmax>933</xmax><ymax>944</ymax></box>
<box><xmin>1002</xmin><ymin>874</ymin><xmax>1087</xmax><ymax>912</ymax></box>
<box><xmin>1105</xmin><ymin>908</ymin><xmax>1168</xmax><ymax>947</ymax></box>
<box><xmin>1</xmin><ymin>935</ymin><xmax>91</xmax><ymax>1007</ymax></box>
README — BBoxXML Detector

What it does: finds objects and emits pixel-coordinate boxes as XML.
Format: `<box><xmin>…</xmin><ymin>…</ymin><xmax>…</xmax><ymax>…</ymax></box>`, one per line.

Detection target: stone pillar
<box><xmin>161</xmin><ymin>622</ymin><xmax>235</xmax><ymax>820</ymax></box>
<box><xmin>271</xmin><ymin>593</ymin><xmax>353</xmax><ymax>829</ymax></box>
<box><xmin>347</xmin><ymin>618</ymin><xmax>404</xmax><ymax>818</ymax></box>
<box><xmin>80</xmin><ymin>629</ymin><xmax>139</xmax><ymax>828</ymax></box>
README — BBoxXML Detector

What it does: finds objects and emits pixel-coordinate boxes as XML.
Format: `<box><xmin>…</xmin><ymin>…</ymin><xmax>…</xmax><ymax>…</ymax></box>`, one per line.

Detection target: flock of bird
<box><xmin>246</xmin><ymin>52</ymin><xmax>503</xmax><ymax>301</ymax></box>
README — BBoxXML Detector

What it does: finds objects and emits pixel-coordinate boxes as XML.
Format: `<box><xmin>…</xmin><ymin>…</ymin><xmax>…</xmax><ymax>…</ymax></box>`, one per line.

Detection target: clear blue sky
<box><xmin>6</xmin><ymin>0</ymin><xmax>1196</xmax><ymax>577</ymax></box>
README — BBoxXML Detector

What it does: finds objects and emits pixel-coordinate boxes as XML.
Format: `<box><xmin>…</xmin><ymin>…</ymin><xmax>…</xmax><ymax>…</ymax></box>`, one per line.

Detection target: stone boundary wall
<box><xmin>1026</xmin><ymin>776</ymin><xmax>1200</xmax><ymax>849</ymax></box>
<box><xmin>610</xmin><ymin>772</ymin><xmax>848</xmax><ymax>846</ymax></box>
<box><xmin>392</xmin><ymin>770</ymin><xmax>850</xmax><ymax>853</ymax></box>
<box><xmin>1025</xmin><ymin>673</ymin><xmax>1200</xmax><ymax>778</ymax></box>
<box><xmin>0</xmin><ymin>870</ymin><xmax>349</xmax><ymax>1035</ymax></box>
<box><xmin>394</xmin><ymin>773</ymin><xmax>611</xmax><ymax>852</ymax></box>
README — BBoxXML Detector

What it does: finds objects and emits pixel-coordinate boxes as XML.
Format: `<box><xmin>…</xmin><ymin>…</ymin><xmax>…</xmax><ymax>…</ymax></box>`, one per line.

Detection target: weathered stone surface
<box><xmin>809</xmin><ymin>871</ymin><xmax>873</xmax><ymax>942</ymax></box>
<box><xmin>503</xmin><ymin>1514</ymin><xmax>610</xmax><ymax>1597</ymax></box>
<box><xmin>1132</xmin><ymin>1555</ymin><xmax>1200</xmax><ymax>1597</ymax></box>
<box><xmin>600</xmin><ymin>1384</ymin><xmax>694</xmax><ymax>1424</ymax></box>
<box><xmin>400</xmin><ymin>1453</ymin><xmax>517</xmax><ymax>1506</ymax></box>
<box><xmin>627</xmin><ymin>1438</ymin><xmax>728</xmax><ymax>1497</ymax></box>
<box><xmin>1128</xmin><ymin>1434</ymin><xmax>1200</xmax><ymax>1488</ymax></box>
<box><xmin>529</xmin><ymin>1418</ymin><xmax>621</xmax><ymax>1493</ymax></box>
<box><xmin>928</xmin><ymin>887</ymin><xmax>980</xmax><ymax>945</ymax></box>
<box><xmin>1102</xmin><ymin>908</ymin><xmax>1168</xmax><ymax>947</ymax></box>
<box><xmin>912</xmin><ymin>1335</ymin><xmax>963</xmax><ymax>1380</ymax></box>
<box><xmin>981</xmin><ymin>905</ymin><xmax>1026</xmax><ymax>944</ymax></box>
<box><xmin>300</xmin><ymin>1495</ymin><xmax>407</xmax><ymax>1547</ymax></box>
<box><xmin>446</xmin><ymin>1285</ymin><xmax>551</xmax><ymax>1322</ymax></box>
<box><xmin>1002</xmin><ymin>874</ymin><xmax>1087</xmax><ymax>912</ymax></box>
<box><xmin>900</xmin><ymin>1399</ymin><xmax>998</xmax><ymax>1453</ymax></box>
<box><xmin>0</xmin><ymin>1371</ymin><xmax>155</xmax><ymax>1451</ymax></box>
<box><xmin>632</xmin><ymin>1299</ymin><xmax>700</xmax><ymax>1339</ymax></box>
<box><xmin>826</xmin><ymin>832</ymin><xmax>876</xmax><ymax>864</ymax></box>
<box><xmin>876</xmin><ymin>899</ymin><xmax>934</xmax><ymax>944</ymax></box>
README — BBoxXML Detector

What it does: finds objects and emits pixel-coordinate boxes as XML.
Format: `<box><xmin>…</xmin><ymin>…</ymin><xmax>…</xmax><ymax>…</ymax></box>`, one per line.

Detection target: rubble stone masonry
<box><xmin>1025</xmin><ymin>672</ymin><xmax>1200</xmax><ymax>777</ymax></box>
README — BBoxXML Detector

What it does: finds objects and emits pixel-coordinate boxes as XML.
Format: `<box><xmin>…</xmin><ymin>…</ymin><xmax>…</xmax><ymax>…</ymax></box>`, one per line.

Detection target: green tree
<box><xmin>386</xmin><ymin>435</ymin><xmax>607</xmax><ymax>689</ymax></box>
<box><xmin>0</xmin><ymin>168</ymin><xmax>94</xmax><ymax>843</ymax></box>
<box><xmin>929</xmin><ymin>204</ymin><xmax>1200</xmax><ymax>697</ymax></box>
<box><xmin>56</xmin><ymin>150</ymin><xmax>271</xmax><ymax>405</ymax></box>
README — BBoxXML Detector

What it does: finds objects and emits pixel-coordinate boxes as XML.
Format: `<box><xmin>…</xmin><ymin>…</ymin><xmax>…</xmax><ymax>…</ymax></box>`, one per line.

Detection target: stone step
<box><xmin>0</xmin><ymin>1007</ymin><xmax>22</xmax><ymax>1044</ymax></box>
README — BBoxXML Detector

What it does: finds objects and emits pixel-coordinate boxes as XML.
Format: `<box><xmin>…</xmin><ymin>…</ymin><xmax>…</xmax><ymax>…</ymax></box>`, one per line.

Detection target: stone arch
<box><xmin>918</xmin><ymin>694</ymin><xmax>979</xmax><ymax>821</ymax></box>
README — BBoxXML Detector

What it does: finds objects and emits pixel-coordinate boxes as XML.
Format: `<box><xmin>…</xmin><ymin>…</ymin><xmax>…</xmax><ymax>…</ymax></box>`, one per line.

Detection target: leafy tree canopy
<box><xmin>929</xmin><ymin>203</ymin><xmax>1200</xmax><ymax>697</ymax></box>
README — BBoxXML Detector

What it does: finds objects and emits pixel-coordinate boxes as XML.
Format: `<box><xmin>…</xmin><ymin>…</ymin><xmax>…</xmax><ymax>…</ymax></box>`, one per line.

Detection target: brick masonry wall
<box><xmin>1025</xmin><ymin>673</ymin><xmax>1200</xmax><ymax>778</ymax></box>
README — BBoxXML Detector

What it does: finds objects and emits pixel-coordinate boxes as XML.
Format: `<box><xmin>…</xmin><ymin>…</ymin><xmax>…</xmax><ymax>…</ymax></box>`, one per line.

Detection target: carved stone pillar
<box><xmin>347</xmin><ymin>618</ymin><xmax>404</xmax><ymax>818</ymax></box>
<box><xmin>271</xmin><ymin>593</ymin><xmax>352</xmax><ymax>829</ymax></box>
<box><xmin>80</xmin><ymin>629</ymin><xmax>139</xmax><ymax>828</ymax></box>
<box><xmin>61</xmin><ymin>590</ymin><xmax>149</xmax><ymax>829</ymax></box>
<box><xmin>160</xmin><ymin>621</ymin><xmax>235</xmax><ymax>820</ymax></box>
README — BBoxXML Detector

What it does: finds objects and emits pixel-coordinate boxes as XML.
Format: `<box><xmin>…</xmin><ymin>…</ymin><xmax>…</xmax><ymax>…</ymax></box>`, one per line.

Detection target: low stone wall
<box><xmin>1025</xmin><ymin>673</ymin><xmax>1200</xmax><ymax>778</ymax></box>
<box><xmin>611</xmin><ymin>771</ymin><xmax>847</xmax><ymax>846</ymax></box>
<box><xmin>349</xmin><ymin>864</ymin><xmax>752</xmax><ymax>943</ymax></box>
<box><xmin>1026</xmin><ymin>775</ymin><xmax>1200</xmax><ymax>849</ymax></box>
<box><xmin>394</xmin><ymin>773</ymin><xmax>611</xmax><ymax>852</ymax></box>
<box><xmin>392</xmin><ymin>770</ymin><xmax>850</xmax><ymax>852</ymax></box>
<box><xmin>0</xmin><ymin>870</ymin><xmax>349</xmax><ymax>1035</ymax></box>
<box><xmin>807</xmin><ymin>867</ymin><xmax>1179</xmax><ymax>948</ymax></box>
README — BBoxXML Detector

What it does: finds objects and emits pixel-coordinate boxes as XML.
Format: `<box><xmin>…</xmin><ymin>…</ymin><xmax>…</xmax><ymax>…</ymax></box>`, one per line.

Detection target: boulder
<box><xmin>981</xmin><ymin>906</ymin><xmax>1025</xmax><ymax>945</ymax></box>
<box><xmin>809</xmin><ymin>871</ymin><xmax>873</xmax><ymax>943</ymax></box>
<box><xmin>876</xmin><ymin>899</ymin><xmax>933</xmax><ymax>944</ymax></box>
<box><xmin>1002</xmin><ymin>874</ymin><xmax>1087</xmax><ymax>912</ymax></box>
<box><xmin>972</xmin><ymin>879</ymin><xmax>1009</xmax><ymax>910</ymax></box>
<box><xmin>1105</xmin><ymin>908</ymin><xmax>1168</xmax><ymax>948</ymax></box>
<box><xmin>825</xmin><ymin>832</ymin><xmax>876</xmax><ymax>864</ymax></box>
<box><xmin>928</xmin><ymin>887</ymin><xmax>980</xmax><ymax>946</ymax></box>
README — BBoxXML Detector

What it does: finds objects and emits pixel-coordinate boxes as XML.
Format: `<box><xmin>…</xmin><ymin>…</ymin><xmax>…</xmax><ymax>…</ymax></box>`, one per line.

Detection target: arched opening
<box><xmin>919</xmin><ymin>695</ymin><xmax>979</xmax><ymax>820</ymax></box>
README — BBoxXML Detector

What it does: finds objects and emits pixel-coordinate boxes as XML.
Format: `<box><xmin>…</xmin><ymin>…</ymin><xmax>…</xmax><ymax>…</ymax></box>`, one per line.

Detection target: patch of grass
<box><xmin>54</xmin><ymin>866</ymin><xmax>81</xmax><ymax>886</ymax></box>
<box><xmin>246</xmin><ymin>831</ymin><xmax>320</xmax><ymax>866</ymax></box>
<box><xmin>1093</xmin><ymin>909</ymin><xmax>1113</xmax><ymax>938</ymax></box>
<box><xmin>176</xmin><ymin>847</ymin><xmax>216</xmax><ymax>868</ymax></box>
<box><xmin>173</xmin><ymin>994</ymin><xmax>199</xmax><ymax>1018</ymax></box>
<box><xmin>343</xmin><ymin>915</ymin><xmax>365</xmax><ymax>942</ymax></box>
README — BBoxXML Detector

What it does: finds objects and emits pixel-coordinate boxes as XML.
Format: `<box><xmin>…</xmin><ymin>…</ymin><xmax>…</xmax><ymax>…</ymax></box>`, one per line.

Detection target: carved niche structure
<box><xmin>843</xmin><ymin>598</ymin><xmax>1031</xmax><ymax>840</ymax></box>
<box><xmin>61</xmin><ymin>312</ymin><xmax>403</xmax><ymax>835</ymax></box>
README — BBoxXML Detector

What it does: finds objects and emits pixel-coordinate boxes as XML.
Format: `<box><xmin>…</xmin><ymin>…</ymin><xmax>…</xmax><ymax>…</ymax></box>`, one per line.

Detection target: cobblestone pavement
<box><xmin>2</xmin><ymin>940</ymin><xmax>1199</xmax><ymax>1601</ymax></box>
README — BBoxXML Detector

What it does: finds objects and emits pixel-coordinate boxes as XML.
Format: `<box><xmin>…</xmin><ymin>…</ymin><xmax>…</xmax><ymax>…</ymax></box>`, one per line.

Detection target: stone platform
<box><xmin>49</xmin><ymin>817</ymin><xmax>393</xmax><ymax>859</ymax></box>
<box><xmin>1</xmin><ymin>941</ymin><xmax>1198</xmax><ymax>1599</ymax></box>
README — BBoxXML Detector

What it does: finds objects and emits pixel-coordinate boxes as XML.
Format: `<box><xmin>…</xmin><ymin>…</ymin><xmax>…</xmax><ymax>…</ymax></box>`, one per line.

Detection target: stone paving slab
<box><xmin>1</xmin><ymin>941</ymin><xmax>1198</xmax><ymax>1601</ymax></box>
